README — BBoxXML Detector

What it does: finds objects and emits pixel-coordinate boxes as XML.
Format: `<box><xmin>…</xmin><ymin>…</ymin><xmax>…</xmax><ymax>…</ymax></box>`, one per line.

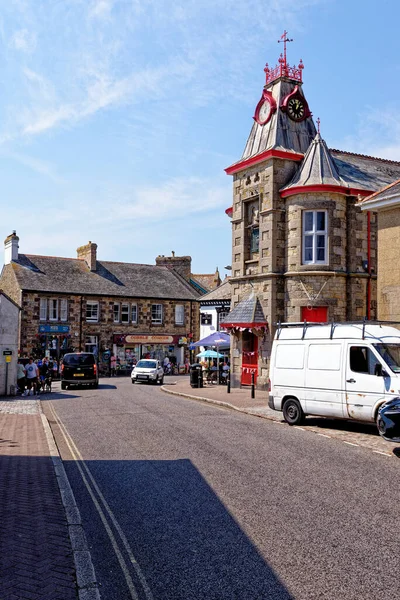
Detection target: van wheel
<box><xmin>283</xmin><ymin>398</ymin><xmax>305</xmax><ymax>426</ymax></box>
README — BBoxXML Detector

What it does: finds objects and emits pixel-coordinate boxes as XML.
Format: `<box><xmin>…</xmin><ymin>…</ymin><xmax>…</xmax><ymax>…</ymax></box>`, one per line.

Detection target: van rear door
<box><xmin>345</xmin><ymin>344</ymin><xmax>385</xmax><ymax>421</ymax></box>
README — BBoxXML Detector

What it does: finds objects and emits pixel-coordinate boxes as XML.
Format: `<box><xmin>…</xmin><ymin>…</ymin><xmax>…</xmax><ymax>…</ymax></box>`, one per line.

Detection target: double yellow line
<box><xmin>48</xmin><ymin>401</ymin><xmax>154</xmax><ymax>600</ymax></box>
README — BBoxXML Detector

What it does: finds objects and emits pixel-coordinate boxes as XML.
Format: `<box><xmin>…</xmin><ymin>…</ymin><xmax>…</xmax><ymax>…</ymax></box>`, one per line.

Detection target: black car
<box><xmin>61</xmin><ymin>352</ymin><xmax>99</xmax><ymax>389</ymax></box>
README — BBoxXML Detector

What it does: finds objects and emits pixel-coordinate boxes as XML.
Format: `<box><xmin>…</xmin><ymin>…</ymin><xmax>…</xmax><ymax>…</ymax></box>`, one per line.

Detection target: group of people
<box><xmin>17</xmin><ymin>357</ymin><xmax>59</xmax><ymax>396</ymax></box>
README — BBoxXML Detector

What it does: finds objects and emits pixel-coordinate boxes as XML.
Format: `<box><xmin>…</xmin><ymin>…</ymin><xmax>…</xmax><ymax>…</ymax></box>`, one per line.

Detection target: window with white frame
<box><xmin>86</xmin><ymin>301</ymin><xmax>99</xmax><ymax>322</ymax></box>
<box><xmin>113</xmin><ymin>303</ymin><xmax>120</xmax><ymax>323</ymax></box>
<box><xmin>303</xmin><ymin>210</ymin><xmax>328</xmax><ymax>264</ymax></box>
<box><xmin>131</xmin><ymin>303</ymin><xmax>138</xmax><ymax>324</ymax></box>
<box><xmin>49</xmin><ymin>298</ymin><xmax>58</xmax><ymax>321</ymax></box>
<box><xmin>40</xmin><ymin>298</ymin><xmax>47</xmax><ymax>321</ymax></box>
<box><xmin>85</xmin><ymin>335</ymin><xmax>98</xmax><ymax>354</ymax></box>
<box><xmin>151</xmin><ymin>304</ymin><xmax>163</xmax><ymax>324</ymax></box>
<box><xmin>175</xmin><ymin>304</ymin><xmax>184</xmax><ymax>325</ymax></box>
<box><xmin>121</xmin><ymin>303</ymin><xmax>130</xmax><ymax>323</ymax></box>
<box><xmin>60</xmin><ymin>299</ymin><xmax>68</xmax><ymax>322</ymax></box>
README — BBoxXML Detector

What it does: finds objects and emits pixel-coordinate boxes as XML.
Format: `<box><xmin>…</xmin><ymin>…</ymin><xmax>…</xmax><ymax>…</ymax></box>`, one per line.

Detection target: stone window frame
<box><xmin>40</xmin><ymin>298</ymin><xmax>47</xmax><ymax>321</ymax></box>
<box><xmin>151</xmin><ymin>304</ymin><xmax>163</xmax><ymax>325</ymax></box>
<box><xmin>131</xmin><ymin>303</ymin><xmax>138</xmax><ymax>324</ymax></box>
<box><xmin>302</xmin><ymin>209</ymin><xmax>328</xmax><ymax>265</ymax></box>
<box><xmin>86</xmin><ymin>301</ymin><xmax>99</xmax><ymax>323</ymax></box>
<box><xmin>113</xmin><ymin>303</ymin><xmax>120</xmax><ymax>323</ymax></box>
<box><xmin>121</xmin><ymin>303</ymin><xmax>130</xmax><ymax>324</ymax></box>
<box><xmin>175</xmin><ymin>304</ymin><xmax>184</xmax><ymax>325</ymax></box>
<box><xmin>49</xmin><ymin>298</ymin><xmax>59</xmax><ymax>321</ymax></box>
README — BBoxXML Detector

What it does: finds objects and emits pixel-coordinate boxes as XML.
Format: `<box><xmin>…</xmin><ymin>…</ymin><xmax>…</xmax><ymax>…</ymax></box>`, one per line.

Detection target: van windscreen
<box><xmin>373</xmin><ymin>344</ymin><xmax>400</xmax><ymax>373</ymax></box>
<box><xmin>63</xmin><ymin>354</ymin><xmax>95</xmax><ymax>366</ymax></box>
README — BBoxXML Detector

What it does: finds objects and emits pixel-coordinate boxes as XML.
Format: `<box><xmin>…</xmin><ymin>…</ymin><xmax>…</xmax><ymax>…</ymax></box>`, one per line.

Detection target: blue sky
<box><xmin>1</xmin><ymin>0</ymin><xmax>400</xmax><ymax>276</ymax></box>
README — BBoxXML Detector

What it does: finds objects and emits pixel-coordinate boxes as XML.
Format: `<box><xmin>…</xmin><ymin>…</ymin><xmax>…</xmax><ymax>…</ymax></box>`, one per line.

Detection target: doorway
<box><xmin>241</xmin><ymin>330</ymin><xmax>258</xmax><ymax>386</ymax></box>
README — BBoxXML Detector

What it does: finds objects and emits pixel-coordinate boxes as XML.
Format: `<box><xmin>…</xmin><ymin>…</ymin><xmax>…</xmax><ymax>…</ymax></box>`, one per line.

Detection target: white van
<box><xmin>268</xmin><ymin>322</ymin><xmax>400</xmax><ymax>431</ymax></box>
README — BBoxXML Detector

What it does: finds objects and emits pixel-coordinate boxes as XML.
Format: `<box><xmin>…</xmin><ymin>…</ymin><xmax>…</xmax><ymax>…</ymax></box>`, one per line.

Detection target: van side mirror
<box><xmin>375</xmin><ymin>363</ymin><xmax>389</xmax><ymax>377</ymax></box>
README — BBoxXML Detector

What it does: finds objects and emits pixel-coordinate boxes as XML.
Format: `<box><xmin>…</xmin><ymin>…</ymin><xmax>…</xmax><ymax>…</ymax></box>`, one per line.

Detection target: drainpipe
<box><xmin>79</xmin><ymin>296</ymin><xmax>83</xmax><ymax>351</ymax></box>
<box><xmin>367</xmin><ymin>211</ymin><xmax>371</xmax><ymax>320</ymax></box>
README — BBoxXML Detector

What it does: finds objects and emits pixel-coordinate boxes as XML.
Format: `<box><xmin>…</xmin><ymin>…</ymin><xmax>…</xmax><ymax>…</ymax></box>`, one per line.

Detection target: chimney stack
<box><xmin>77</xmin><ymin>241</ymin><xmax>97</xmax><ymax>271</ymax></box>
<box><xmin>4</xmin><ymin>231</ymin><xmax>19</xmax><ymax>265</ymax></box>
<box><xmin>155</xmin><ymin>252</ymin><xmax>192</xmax><ymax>281</ymax></box>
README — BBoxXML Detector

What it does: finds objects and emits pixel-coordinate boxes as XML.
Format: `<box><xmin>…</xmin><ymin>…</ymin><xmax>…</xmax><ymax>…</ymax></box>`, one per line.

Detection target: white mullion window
<box><xmin>121</xmin><ymin>303</ymin><xmax>130</xmax><ymax>323</ymax></box>
<box><xmin>40</xmin><ymin>298</ymin><xmax>48</xmax><ymax>321</ymax></box>
<box><xmin>86</xmin><ymin>301</ymin><xmax>99</xmax><ymax>322</ymax></box>
<box><xmin>60</xmin><ymin>299</ymin><xmax>68</xmax><ymax>322</ymax></box>
<box><xmin>49</xmin><ymin>298</ymin><xmax>58</xmax><ymax>321</ymax></box>
<box><xmin>113</xmin><ymin>303</ymin><xmax>120</xmax><ymax>323</ymax></box>
<box><xmin>303</xmin><ymin>210</ymin><xmax>328</xmax><ymax>265</ymax></box>
<box><xmin>175</xmin><ymin>304</ymin><xmax>184</xmax><ymax>325</ymax></box>
<box><xmin>131</xmin><ymin>304</ymin><xmax>138</xmax><ymax>324</ymax></box>
<box><xmin>151</xmin><ymin>304</ymin><xmax>163</xmax><ymax>324</ymax></box>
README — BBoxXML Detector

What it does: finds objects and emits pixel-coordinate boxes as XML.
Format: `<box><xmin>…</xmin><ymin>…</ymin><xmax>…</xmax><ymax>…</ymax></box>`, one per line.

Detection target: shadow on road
<box><xmin>65</xmin><ymin>457</ymin><xmax>294</xmax><ymax>600</ymax></box>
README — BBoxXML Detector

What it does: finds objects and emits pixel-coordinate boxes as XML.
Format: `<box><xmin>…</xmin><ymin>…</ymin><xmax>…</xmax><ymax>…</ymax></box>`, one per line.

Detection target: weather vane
<box><xmin>317</xmin><ymin>117</ymin><xmax>321</xmax><ymax>133</ymax></box>
<box><xmin>278</xmin><ymin>30</ymin><xmax>293</xmax><ymax>69</ymax></box>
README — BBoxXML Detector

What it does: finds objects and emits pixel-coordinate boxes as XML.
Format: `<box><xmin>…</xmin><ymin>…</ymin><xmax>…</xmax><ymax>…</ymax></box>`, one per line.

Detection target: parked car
<box><xmin>61</xmin><ymin>352</ymin><xmax>98</xmax><ymax>389</ymax></box>
<box><xmin>377</xmin><ymin>397</ymin><xmax>400</xmax><ymax>442</ymax></box>
<box><xmin>268</xmin><ymin>322</ymin><xmax>400</xmax><ymax>432</ymax></box>
<box><xmin>131</xmin><ymin>359</ymin><xmax>164</xmax><ymax>385</ymax></box>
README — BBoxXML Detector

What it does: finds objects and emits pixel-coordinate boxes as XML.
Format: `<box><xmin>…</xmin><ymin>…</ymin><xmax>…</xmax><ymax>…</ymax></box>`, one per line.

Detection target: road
<box><xmin>42</xmin><ymin>378</ymin><xmax>400</xmax><ymax>600</ymax></box>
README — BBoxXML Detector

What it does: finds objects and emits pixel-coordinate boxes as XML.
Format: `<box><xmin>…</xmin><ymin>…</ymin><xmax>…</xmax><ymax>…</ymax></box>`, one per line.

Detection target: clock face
<box><xmin>287</xmin><ymin>97</ymin><xmax>305</xmax><ymax>121</ymax></box>
<box><xmin>258</xmin><ymin>100</ymin><xmax>272</xmax><ymax>124</ymax></box>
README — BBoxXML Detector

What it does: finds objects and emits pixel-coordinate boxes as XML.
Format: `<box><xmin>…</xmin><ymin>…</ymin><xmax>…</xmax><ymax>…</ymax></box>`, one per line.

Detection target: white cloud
<box><xmin>11</xmin><ymin>28</ymin><xmax>36</xmax><ymax>52</ymax></box>
<box><xmin>88</xmin><ymin>0</ymin><xmax>114</xmax><ymax>20</ymax></box>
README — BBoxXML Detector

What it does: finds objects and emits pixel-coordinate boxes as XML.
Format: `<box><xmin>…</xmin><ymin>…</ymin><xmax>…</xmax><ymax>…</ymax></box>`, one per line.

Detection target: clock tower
<box><xmin>222</xmin><ymin>33</ymin><xmax>317</xmax><ymax>389</ymax></box>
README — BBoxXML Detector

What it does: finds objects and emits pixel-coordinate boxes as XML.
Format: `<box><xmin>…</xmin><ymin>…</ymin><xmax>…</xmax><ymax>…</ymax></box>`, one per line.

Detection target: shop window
<box><xmin>175</xmin><ymin>304</ymin><xmax>184</xmax><ymax>325</ymax></box>
<box><xmin>113</xmin><ymin>303</ymin><xmax>120</xmax><ymax>323</ymax></box>
<box><xmin>217</xmin><ymin>310</ymin><xmax>229</xmax><ymax>329</ymax></box>
<box><xmin>131</xmin><ymin>304</ymin><xmax>138</xmax><ymax>324</ymax></box>
<box><xmin>121</xmin><ymin>303</ymin><xmax>130</xmax><ymax>323</ymax></box>
<box><xmin>151</xmin><ymin>304</ymin><xmax>163</xmax><ymax>324</ymax></box>
<box><xmin>201</xmin><ymin>313</ymin><xmax>212</xmax><ymax>325</ymax></box>
<box><xmin>86</xmin><ymin>301</ymin><xmax>99</xmax><ymax>322</ymax></box>
<box><xmin>40</xmin><ymin>298</ymin><xmax>47</xmax><ymax>321</ymax></box>
<box><xmin>303</xmin><ymin>210</ymin><xmax>328</xmax><ymax>264</ymax></box>
<box><xmin>60</xmin><ymin>299</ymin><xmax>68</xmax><ymax>322</ymax></box>
<box><xmin>49</xmin><ymin>298</ymin><xmax>58</xmax><ymax>321</ymax></box>
<box><xmin>85</xmin><ymin>335</ymin><xmax>98</xmax><ymax>355</ymax></box>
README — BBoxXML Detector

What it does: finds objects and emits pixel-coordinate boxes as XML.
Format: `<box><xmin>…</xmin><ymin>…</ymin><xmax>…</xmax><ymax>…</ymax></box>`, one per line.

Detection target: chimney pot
<box><xmin>4</xmin><ymin>231</ymin><xmax>19</xmax><ymax>265</ymax></box>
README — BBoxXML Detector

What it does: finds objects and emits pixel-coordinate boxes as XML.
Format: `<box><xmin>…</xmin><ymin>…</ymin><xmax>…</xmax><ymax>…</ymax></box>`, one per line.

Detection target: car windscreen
<box><xmin>63</xmin><ymin>354</ymin><xmax>95</xmax><ymax>366</ymax></box>
<box><xmin>136</xmin><ymin>361</ymin><xmax>157</xmax><ymax>369</ymax></box>
<box><xmin>373</xmin><ymin>344</ymin><xmax>400</xmax><ymax>373</ymax></box>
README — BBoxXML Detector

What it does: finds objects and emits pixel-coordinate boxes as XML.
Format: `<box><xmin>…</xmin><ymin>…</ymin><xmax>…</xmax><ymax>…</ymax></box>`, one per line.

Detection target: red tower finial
<box><xmin>278</xmin><ymin>30</ymin><xmax>293</xmax><ymax>76</ymax></box>
<box><xmin>317</xmin><ymin>117</ymin><xmax>321</xmax><ymax>134</ymax></box>
<box><xmin>264</xmin><ymin>63</ymin><xmax>270</xmax><ymax>84</ymax></box>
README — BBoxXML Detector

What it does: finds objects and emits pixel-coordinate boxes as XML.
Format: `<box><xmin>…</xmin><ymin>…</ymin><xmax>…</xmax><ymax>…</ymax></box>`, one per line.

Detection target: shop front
<box><xmin>34</xmin><ymin>324</ymin><xmax>72</xmax><ymax>360</ymax></box>
<box><xmin>113</xmin><ymin>334</ymin><xmax>188</xmax><ymax>371</ymax></box>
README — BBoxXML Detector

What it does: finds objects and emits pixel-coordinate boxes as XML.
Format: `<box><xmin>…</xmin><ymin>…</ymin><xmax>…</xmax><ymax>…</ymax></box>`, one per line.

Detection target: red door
<box><xmin>301</xmin><ymin>306</ymin><xmax>328</xmax><ymax>323</ymax></box>
<box><xmin>241</xmin><ymin>331</ymin><xmax>258</xmax><ymax>386</ymax></box>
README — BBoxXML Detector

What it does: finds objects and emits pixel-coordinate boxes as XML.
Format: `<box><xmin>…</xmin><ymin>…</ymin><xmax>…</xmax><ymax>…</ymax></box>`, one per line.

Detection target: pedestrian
<box><xmin>110</xmin><ymin>354</ymin><xmax>117</xmax><ymax>377</ymax></box>
<box><xmin>52</xmin><ymin>359</ymin><xmax>58</xmax><ymax>380</ymax></box>
<box><xmin>24</xmin><ymin>358</ymin><xmax>39</xmax><ymax>396</ymax></box>
<box><xmin>39</xmin><ymin>357</ymin><xmax>50</xmax><ymax>393</ymax></box>
<box><xmin>17</xmin><ymin>360</ymin><xmax>26</xmax><ymax>395</ymax></box>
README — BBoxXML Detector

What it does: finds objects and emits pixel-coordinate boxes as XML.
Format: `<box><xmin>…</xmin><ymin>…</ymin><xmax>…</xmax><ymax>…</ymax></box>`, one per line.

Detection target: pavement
<box><xmin>0</xmin><ymin>375</ymin><xmax>398</xmax><ymax>599</ymax></box>
<box><xmin>0</xmin><ymin>391</ymin><xmax>99</xmax><ymax>600</ymax></box>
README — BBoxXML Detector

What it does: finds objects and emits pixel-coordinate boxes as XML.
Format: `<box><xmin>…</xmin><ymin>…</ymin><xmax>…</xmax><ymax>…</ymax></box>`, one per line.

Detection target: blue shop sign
<box><xmin>39</xmin><ymin>325</ymin><xmax>70</xmax><ymax>334</ymax></box>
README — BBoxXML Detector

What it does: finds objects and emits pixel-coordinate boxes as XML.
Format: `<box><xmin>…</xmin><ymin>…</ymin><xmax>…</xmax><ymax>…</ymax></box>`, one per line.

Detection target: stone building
<box><xmin>222</xmin><ymin>36</ymin><xmax>400</xmax><ymax>389</ymax></box>
<box><xmin>0</xmin><ymin>289</ymin><xmax>20</xmax><ymax>395</ymax></box>
<box><xmin>0</xmin><ymin>233</ymin><xmax>201</xmax><ymax>371</ymax></box>
<box><xmin>360</xmin><ymin>179</ymin><xmax>400</xmax><ymax>321</ymax></box>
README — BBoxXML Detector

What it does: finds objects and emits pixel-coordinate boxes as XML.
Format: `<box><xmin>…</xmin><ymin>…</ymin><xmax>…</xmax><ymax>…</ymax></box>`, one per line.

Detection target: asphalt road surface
<box><xmin>42</xmin><ymin>378</ymin><xmax>400</xmax><ymax>600</ymax></box>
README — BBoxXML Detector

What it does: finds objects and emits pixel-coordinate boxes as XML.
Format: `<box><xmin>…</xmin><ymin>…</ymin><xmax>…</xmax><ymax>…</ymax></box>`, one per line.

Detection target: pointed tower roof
<box><xmin>220</xmin><ymin>293</ymin><xmax>267</xmax><ymax>331</ymax></box>
<box><xmin>226</xmin><ymin>33</ymin><xmax>317</xmax><ymax>175</ymax></box>
<box><xmin>281</xmin><ymin>132</ymin><xmax>350</xmax><ymax>197</ymax></box>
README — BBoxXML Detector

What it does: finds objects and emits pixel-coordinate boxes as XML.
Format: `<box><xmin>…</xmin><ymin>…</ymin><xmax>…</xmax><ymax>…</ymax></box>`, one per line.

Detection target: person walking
<box><xmin>52</xmin><ymin>359</ymin><xmax>58</xmax><ymax>380</ymax></box>
<box><xmin>17</xmin><ymin>360</ymin><xmax>26</xmax><ymax>395</ymax></box>
<box><xmin>24</xmin><ymin>358</ymin><xmax>39</xmax><ymax>396</ymax></box>
<box><xmin>110</xmin><ymin>354</ymin><xmax>117</xmax><ymax>377</ymax></box>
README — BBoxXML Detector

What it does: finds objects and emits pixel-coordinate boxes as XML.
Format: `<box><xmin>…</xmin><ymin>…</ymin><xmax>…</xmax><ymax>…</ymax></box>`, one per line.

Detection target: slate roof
<box><xmin>193</xmin><ymin>272</ymin><xmax>220</xmax><ymax>293</ymax></box>
<box><xmin>200</xmin><ymin>278</ymin><xmax>231</xmax><ymax>302</ymax></box>
<box><xmin>359</xmin><ymin>178</ymin><xmax>400</xmax><ymax>210</ymax></box>
<box><xmin>220</xmin><ymin>294</ymin><xmax>267</xmax><ymax>327</ymax></box>
<box><xmin>5</xmin><ymin>255</ymin><xmax>200</xmax><ymax>300</ymax></box>
<box><xmin>241</xmin><ymin>79</ymin><xmax>317</xmax><ymax>161</ymax></box>
<box><xmin>330</xmin><ymin>150</ymin><xmax>400</xmax><ymax>193</ymax></box>
<box><xmin>282</xmin><ymin>133</ymin><xmax>347</xmax><ymax>192</ymax></box>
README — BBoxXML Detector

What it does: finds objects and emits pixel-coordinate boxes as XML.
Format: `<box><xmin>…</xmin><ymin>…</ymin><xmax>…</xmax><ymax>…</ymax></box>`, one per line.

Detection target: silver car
<box><xmin>131</xmin><ymin>359</ymin><xmax>164</xmax><ymax>385</ymax></box>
